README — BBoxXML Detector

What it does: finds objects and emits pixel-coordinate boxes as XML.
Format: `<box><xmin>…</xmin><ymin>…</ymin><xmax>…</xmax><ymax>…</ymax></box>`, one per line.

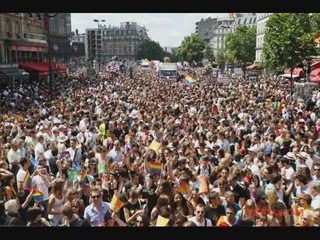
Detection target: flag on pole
<box><xmin>183</xmin><ymin>75</ymin><xmax>197</xmax><ymax>86</ymax></box>
<box><xmin>23</xmin><ymin>171</ymin><xmax>32</xmax><ymax>190</ymax></box>
<box><xmin>149</xmin><ymin>162</ymin><xmax>163</xmax><ymax>175</ymax></box>
<box><xmin>198</xmin><ymin>175</ymin><xmax>209</xmax><ymax>194</ymax></box>
<box><xmin>33</xmin><ymin>189</ymin><xmax>44</xmax><ymax>202</ymax></box>
<box><xmin>110</xmin><ymin>194</ymin><xmax>125</xmax><ymax>213</ymax></box>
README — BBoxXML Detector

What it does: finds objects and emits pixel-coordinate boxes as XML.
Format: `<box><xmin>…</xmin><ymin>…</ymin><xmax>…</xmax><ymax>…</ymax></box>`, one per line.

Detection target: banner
<box><xmin>156</xmin><ymin>215</ymin><xmax>170</xmax><ymax>227</ymax></box>
<box><xmin>149</xmin><ymin>140</ymin><xmax>161</xmax><ymax>152</ymax></box>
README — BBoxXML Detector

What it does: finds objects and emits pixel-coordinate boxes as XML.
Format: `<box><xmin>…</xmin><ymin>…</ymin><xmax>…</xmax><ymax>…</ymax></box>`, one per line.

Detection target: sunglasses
<box><xmin>196</xmin><ymin>211</ymin><xmax>204</xmax><ymax>214</ymax></box>
<box><xmin>91</xmin><ymin>195</ymin><xmax>101</xmax><ymax>199</ymax></box>
<box><xmin>314</xmin><ymin>169</ymin><xmax>320</xmax><ymax>171</ymax></box>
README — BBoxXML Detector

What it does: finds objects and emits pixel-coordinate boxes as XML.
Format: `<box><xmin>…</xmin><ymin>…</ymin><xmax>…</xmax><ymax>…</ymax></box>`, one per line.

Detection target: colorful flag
<box><xmin>198</xmin><ymin>175</ymin><xmax>208</xmax><ymax>194</ymax></box>
<box><xmin>149</xmin><ymin>162</ymin><xmax>163</xmax><ymax>175</ymax></box>
<box><xmin>174</xmin><ymin>183</ymin><xmax>191</xmax><ymax>196</ymax></box>
<box><xmin>80</xmin><ymin>170</ymin><xmax>88</xmax><ymax>182</ymax></box>
<box><xmin>109</xmin><ymin>194</ymin><xmax>125</xmax><ymax>213</ymax></box>
<box><xmin>183</xmin><ymin>75</ymin><xmax>197</xmax><ymax>85</ymax></box>
<box><xmin>98</xmin><ymin>163</ymin><xmax>106</xmax><ymax>174</ymax></box>
<box><xmin>33</xmin><ymin>189</ymin><xmax>44</xmax><ymax>202</ymax></box>
<box><xmin>14</xmin><ymin>114</ymin><xmax>24</xmax><ymax>122</ymax></box>
<box><xmin>68</xmin><ymin>170</ymin><xmax>81</xmax><ymax>181</ymax></box>
<box><xmin>23</xmin><ymin>171</ymin><xmax>32</xmax><ymax>190</ymax></box>
<box><xmin>149</xmin><ymin>140</ymin><xmax>161</xmax><ymax>152</ymax></box>
<box><xmin>156</xmin><ymin>215</ymin><xmax>170</xmax><ymax>227</ymax></box>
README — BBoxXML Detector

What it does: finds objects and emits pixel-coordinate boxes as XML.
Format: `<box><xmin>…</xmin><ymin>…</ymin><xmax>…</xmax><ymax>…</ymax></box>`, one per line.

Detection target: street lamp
<box><xmin>44</xmin><ymin>13</ymin><xmax>58</xmax><ymax>92</ymax></box>
<box><xmin>93</xmin><ymin>19</ymin><xmax>105</xmax><ymax>29</ymax></box>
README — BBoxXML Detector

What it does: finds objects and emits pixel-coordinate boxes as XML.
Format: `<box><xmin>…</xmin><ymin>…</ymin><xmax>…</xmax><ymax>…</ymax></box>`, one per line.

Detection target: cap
<box><xmin>124</xmin><ymin>181</ymin><xmax>133</xmax><ymax>191</ymax></box>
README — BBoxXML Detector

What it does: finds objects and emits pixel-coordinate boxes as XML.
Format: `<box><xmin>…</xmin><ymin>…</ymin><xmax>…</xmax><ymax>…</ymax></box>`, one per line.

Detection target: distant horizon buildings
<box><xmin>85</xmin><ymin>21</ymin><xmax>150</xmax><ymax>61</ymax></box>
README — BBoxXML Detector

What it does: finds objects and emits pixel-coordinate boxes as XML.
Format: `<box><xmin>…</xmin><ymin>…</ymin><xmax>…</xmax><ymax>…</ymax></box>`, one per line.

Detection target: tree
<box><xmin>175</xmin><ymin>34</ymin><xmax>206</xmax><ymax>63</ymax></box>
<box><xmin>216</xmin><ymin>49</ymin><xmax>226</xmax><ymax>70</ymax></box>
<box><xmin>263</xmin><ymin>13</ymin><xmax>316</xmax><ymax>72</ymax></box>
<box><xmin>204</xmin><ymin>45</ymin><xmax>215</xmax><ymax>63</ymax></box>
<box><xmin>310</xmin><ymin>13</ymin><xmax>320</xmax><ymax>55</ymax></box>
<box><xmin>225</xmin><ymin>25</ymin><xmax>256</xmax><ymax>76</ymax></box>
<box><xmin>137</xmin><ymin>40</ymin><xmax>165</xmax><ymax>61</ymax></box>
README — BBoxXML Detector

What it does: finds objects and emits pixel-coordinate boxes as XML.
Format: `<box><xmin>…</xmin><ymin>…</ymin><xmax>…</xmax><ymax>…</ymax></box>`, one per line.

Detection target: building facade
<box><xmin>209</xmin><ymin>17</ymin><xmax>234</xmax><ymax>57</ymax></box>
<box><xmin>195</xmin><ymin>17</ymin><xmax>219</xmax><ymax>43</ymax></box>
<box><xmin>0</xmin><ymin>13</ymin><xmax>47</xmax><ymax>63</ymax></box>
<box><xmin>86</xmin><ymin>21</ymin><xmax>150</xmax><ymax>62</ymax></box>
<box><xmin>49</xmin><ymin>13</ymin><xmax>71</xmax><ymax>37</ymax></box>
<box><xmin>255</xmin><ymin>13</ymin><xmax>273</xmax><ymax>64</ymax></box>
<box><xmin>232</xmin><ymin>13</ymin><xmax>257</xmax><ymax>31</ymax></box>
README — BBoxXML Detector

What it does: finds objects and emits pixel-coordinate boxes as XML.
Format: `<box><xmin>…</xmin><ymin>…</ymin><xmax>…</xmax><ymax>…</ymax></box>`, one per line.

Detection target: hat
<box><xmin>248</xmin><ymin>146</ymin><xmax>259</xmax><ymax>153</ymax></box>
<box><xmin>284</xmin><ymin>152</ymin><xmax>295</xmax><ymax>161</ymax></box>
<box><xmin>219</xmin><ymin>118</ymin><xmax>226</xmax><ymax>123</ymax></box>
<box><xmin>206</xmin><ymin>131</ymin><xmax>213</xmax><ymax>139</ymax></box>
<box><xmin>298</xmin><ymin>193</ymin><xmax>312</xmax><ymax>203</ymax></box>
<box><xmin>178</xmin><ymin>157</ymin><xmax>187</xmax><ymax>163</ymax></box>
<box><xmin>53</xmin><ymin>117</ymin><xmax>61</xmax><ymax>124</ymax></box>
<box><xmin>296</xmin><ymin>152</ymin><xmax>309</xmax><ymax>161</ymax></box>
<box><xmin>58</xmin><ymin>135</ymin><xmax>68</xmax><ymax>143</ymax></box>
<box><xmin>255</xmin><ymin>190</ymin><xmax>268</xmax><ymax>202</ymax></box>
<box><xmin>298</xmin><ymin>119</ymin><xmax>305</xmax><ymax>123</ymax></box>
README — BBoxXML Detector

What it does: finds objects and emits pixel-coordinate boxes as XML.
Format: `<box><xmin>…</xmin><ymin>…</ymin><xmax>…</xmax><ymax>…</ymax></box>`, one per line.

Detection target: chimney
<box><xmin>76</xmin><ymin>29</ymin><xmax>79</xmax><ymax>35</ymax></box>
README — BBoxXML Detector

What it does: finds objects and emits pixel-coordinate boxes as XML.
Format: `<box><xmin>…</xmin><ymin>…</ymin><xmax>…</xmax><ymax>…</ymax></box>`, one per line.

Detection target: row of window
<box><xmin>89</xmin><ymin>30</ymin><xmax>135</xmax><ymax>35</ymax></box>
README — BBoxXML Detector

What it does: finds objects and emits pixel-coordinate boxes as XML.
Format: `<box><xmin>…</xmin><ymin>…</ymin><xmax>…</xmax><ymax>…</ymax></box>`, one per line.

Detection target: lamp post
<box><xmin>93</xmin><ymin>19</ymin><xmax>105</xmax><ymax>72</ymax></box>
<box><xmin>44</xmin><ymin>13</ymin><xmax>58</xmax><ymax>92</ymax></box>
<box><xmin>93</xmin><ymin>19</ymin><xmax>105</xmax><ymax>29</ymax></box>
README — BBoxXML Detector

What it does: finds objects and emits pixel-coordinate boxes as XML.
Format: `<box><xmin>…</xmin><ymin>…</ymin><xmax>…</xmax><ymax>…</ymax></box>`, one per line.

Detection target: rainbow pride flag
<box><xmin>197</xmin><ymin>175</ymin><xmax>208</xmax><ymax>194</ymax></box>
<box><xmin>149</xmin><ymin>162</ymin><xmax>163</xmax><ymax>175</ymax></box>
<box><xmin>23</xmin><ymin>171</ymin><xmax>32</xmax><ymax>190</ymax></box>
<box><xmin>33</xmin><ymin>189</ymin><xmax>44</xmax><ymax>202</ymax></box>
<box><xmin>183</xmin><ymin>75</ymin><xmax>197</xmax><ymax>86</ymax></box>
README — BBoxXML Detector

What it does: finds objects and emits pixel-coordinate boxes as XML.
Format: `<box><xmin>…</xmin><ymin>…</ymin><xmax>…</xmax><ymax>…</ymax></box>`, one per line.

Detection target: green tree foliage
<box><xmin>137</xmin><ymin>40</ymin><xmax>165</xmax><ymax>60</ymax></box>
<box><xmin>310</xmin><ymin>13</ymin><xmax>320</xmax><ymax>55</ymax></box>
<box><xmin>204</xmin><ymin>45</ymin><xmax>215</xmax><ymax>63</ymax></box>
<box><xmin>263</xmin><ymin>13</ymin><xmax>316</xmax><ymax>72</ymax></box>
<box><xmin>175</xmin><ymin>34</ymin><xmax>206</xmax><ymax>62</ymax></box>
<box><xmin>225</xmin><ymin>25</ymin><xmax>256</xmax><ymax>67</ymax></box>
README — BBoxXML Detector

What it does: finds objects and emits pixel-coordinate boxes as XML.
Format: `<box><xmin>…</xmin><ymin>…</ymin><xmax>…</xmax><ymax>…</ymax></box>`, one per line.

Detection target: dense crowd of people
<box><xmin>0</xmin><ymin>63</ymin><xmax>320</xmax><ymax>227</ymax></box>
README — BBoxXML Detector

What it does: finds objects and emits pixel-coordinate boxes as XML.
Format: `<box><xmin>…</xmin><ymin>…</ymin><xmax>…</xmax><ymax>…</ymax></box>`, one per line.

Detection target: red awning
<box><xmin>284</xmin><ymin>68</ymin><xmax>304</xmax><ymax>77</ymax></box>
<box><xmin>18</xmin><ymin>62</ymin><xmax>68</xmax><ymax>75</ymax></box>
<box><xmin>311</xmin><ymin>61</ymin><xmax>320</xmax><ymax>71</ymax></box>
<box><xmin>310</xmin><ymin>68</ymin><xmax>320</xmax><ymax>83</ymax></box>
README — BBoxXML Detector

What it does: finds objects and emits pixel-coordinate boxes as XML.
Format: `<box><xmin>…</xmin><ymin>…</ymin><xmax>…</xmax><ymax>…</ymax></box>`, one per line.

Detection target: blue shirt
<box><xmin>84</xmin><ymin>201</ymin><xmax>110</xmax><ymax>227</ymax></box>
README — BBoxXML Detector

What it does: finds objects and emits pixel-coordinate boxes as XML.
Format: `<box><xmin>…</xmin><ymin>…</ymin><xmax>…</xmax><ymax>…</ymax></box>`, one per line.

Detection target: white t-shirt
<box><xmin>32</xmin><ymin>175</ymin><xmax>49</xmax><ymax>201</ymax></box>
<box><xmin>34</xmin><ymin>142</ymin><xmax>45</xmax><ymax>160</ymax></box>
<box><xmin>16</xmin><ymin>169</ymin><xmax>27</xmax><ymax>189</ymax></box>
<box><xmin>7</xmin><ymin>149</ymin><xmax>21</xmax><ymax>164</ymax></box>
<box><xmin>188</xmin><ymin>216</ymin><xmax>213</xmax><ymax>227</ymax></box>
<box><xmin>311</xmin><ymin>194</ymin><xmax>320</xmax><ymax>209</ymax></box>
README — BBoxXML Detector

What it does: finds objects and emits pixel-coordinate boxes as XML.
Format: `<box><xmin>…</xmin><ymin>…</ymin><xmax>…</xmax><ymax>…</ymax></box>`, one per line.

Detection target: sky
<box><xmin>71</xmin><ymin>13</ymin><xmax>229</xmax><ymax>48</ymax></box>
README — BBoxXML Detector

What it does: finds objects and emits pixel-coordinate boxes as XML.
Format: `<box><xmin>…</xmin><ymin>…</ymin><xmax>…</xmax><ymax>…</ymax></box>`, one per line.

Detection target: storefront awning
<box><xmin>19</xmin><ymin>62</ymin><xmax>68</xmax><ymax>76</ymax></box>
<box><xmin>284</xmin><ymin>67</ymin><xmax>304</xmax><ymax>76</ymax></box>
<box><xmin>0</xmin><ymin>64</ymin><xmax>29</xmax><ymax>81</ymax></box>
<box><xmin>310</xmin><ymin>68</ymin><xmax>320</xmax><ymax>83</ymax></box>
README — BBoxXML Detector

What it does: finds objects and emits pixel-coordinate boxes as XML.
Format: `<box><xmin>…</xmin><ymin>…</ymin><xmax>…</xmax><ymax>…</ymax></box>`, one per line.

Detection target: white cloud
<box><xmin>71</xmin><ymin>13</ymin><xmax>228</xmax><ymax>47</ymax></box>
